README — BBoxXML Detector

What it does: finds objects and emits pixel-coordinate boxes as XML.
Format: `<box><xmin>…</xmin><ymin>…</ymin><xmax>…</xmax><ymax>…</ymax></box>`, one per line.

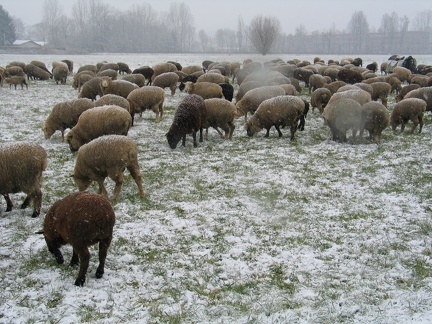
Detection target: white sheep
<box><xmin>73</xmin><ymin>135</ymin><xmax>145</xmax><ymax>200</ymax></box>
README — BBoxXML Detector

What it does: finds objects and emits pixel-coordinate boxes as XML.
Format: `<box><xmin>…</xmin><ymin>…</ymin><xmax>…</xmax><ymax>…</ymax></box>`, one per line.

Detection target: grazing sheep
<box><xmin>100</xmin><ymin>78</ymin><xmax>139</xmax><ymax>99</ymax></box>
<box><xmin>390</xmin><ymin>98</ymin><xmax>426</xmax><ymax>133</ymax></box>
<box><xmin>392</xmin><ymin>66</ymin><xmax>412</xmax><ymax>83</ymax></box>
<box><xmin>337</xmin><ymin>68</ymin><xmax>363</xmax><ymax>84</ymax></box>
<box><xmin>411</xmin><ymin>75</ymin><xmax>429</xmax><ymax>88</ymax></box>
<box><xmin>360</xmin><ymin>102</ymin><xmax>390</xmax><ymax>144</ymax></box>
<box><xmin>39</xmin><ymin>191</ymin><xmax>115</xmax><ymax>286</ymax></box>
<box><xmin>0</xmin><ymin>142</ymin><xmax>47</xmax><ymax>217</ymax></box>
<box><xmin>323</xmin><ymin>80</ymin><xmax>347</xmax><ymax>94</ymax></box>
<box><xmin>245</xmin><ymin>95</ymin><xmax>305</xmax><ymax>140</ymax></box>
<box><xmin>127</xmin><ymin>86</ymin><xmax>165</xmax><ymax>122</ymax></box>
<box><xmin>182</xmin><ymin>65</ymin><xmax>203</xmax><ymax>75</ymax></box>
<box><xmin>166</xmin><ymin>94</ymin><xmax>207</xmax><ymax>149</ymax></box>
<box><xmin>322</xmin><ymin>98</ymin><xmax>363</xmax><ymax>142</ymax></box>
<box><xmin>6</xmin><ymin>61</ymin><xmax>26</xmax><ymax>70</ymax></box>
<box><xmin>311</xmin><ymin>88</ymin><xmax>332</xmax><ymax>113</ymax></box>
<box><xmin>77</xmin><ymin>64</ymin><xmax>97</xmax><ymax>75</ymax></box>
<box><xmin>117</xmin><ymin>62</ymin><xmax>132</xmax><ymax>74</ymax></box>
<box><xmin>308</xmin><ymin>74</ymin><xmax>327</xmax><ymax>93</ymax></box>
<box><xmin>51</xmin><ymin>61</ymin><xmax>69</xmax><ymax>74</ymax></box>
<box><xmin>197</xmin><ymin>72</ymin><xmax>228</xmax><ymax>84</ymax></box>
<box><xmin>53</xmin><ymin>65</ymin><xmax>69</xmax><ymax>85</ymax></box>
<box><xmin>235</xmin><ymin>80</ymin><xmax>263</xmax><ymax>102</ymax></box>
<box><xmin>396</xmin><ymin>84</ymin><xmax>421</xmax><ymax>102</ymax></box>
<box><xmin>94</xmin><ymin>94</ymin><xmax>130</xmax><ymax>113</ymax></box>
<box><xmin>132</xmin><ymin>66</ymin><xmax>154</xmax><ymax>85</ymax></box>
<box><xmin>236</xmin><ymin>85</ymin><xmax>286</xmax><ymax>122</ymax></box>
<box><xmin>328</xmin><ymin>88</ymin><xmax>372</xmax><ymax>107</ymax></box>
<box><xmin>72</xmin><ymin>70</ymin><xmax>96</xmax><ymax>90</ymax></box>
<box><xmin>61</xmin><ymin>59</ymin><xmax>74</xmax><ymax>73</ymax></box>
<box><xmin>29</xmin><ymin>60</ymin><xmax>52</xmax><ymax>76</ymax></box>
<box><xmin>66</xmin><ymin>105</ymin><xmax>132</xmax><ymax>152</ymax></box>
<box><xmin>73</xmin><ymin>135</ymin><xmax>145</xmax><ymax>200</ymax></box>
<box><xmin>184</xmin><ymin>81</ymin><xmax>223</xmax><ymax>100</ymax></box>
<box><xmin>366</xmin><ymin>62</ymin><xmax>378</xmax><ymax>73</ymax></box>
<box><xmin>368</xmin><ymin>82</ymin><xmax>391</xmax><ymax>107</ymax></box>
<box><xmin>404</xmin><ymin>87</ymin><xmax>432</xmax><ymax>111</ymax></box>
<box><xmin>278</xmin><ymin>84</ymin><xmax>297</xmax><ymax>96</ymax></box>
<box><xmin>99</xmin><ymin>63</ymin><xmax>119</xmax><ymax>73</ymax></box>
<box><xmin>178</xmin><ymin>74</ymin><xmax>199</xmax><ymax>92</ymax></box>
<box><xmin>79</xmin><ymin>77</ymin><xmax>104</xmax><ymax>101</ymax></box>
<box><xmin>293</xmin><ymin>67</ymin><xmax>314</xmax><ymax>87</ymax></box>
<box><xmin>97</xmin><ymin>69</ymin><xmax>118</xmax><ymax>80</ymax></box>
<box><xmin>152</xmin><ymin>72</ymin><xmax>179</xmax><ymax>96</ymax></box>
<box><xmin>151</xmin><ymin>62</ymin><xmax>178</xmax><ymax>82</ymax></box>
<box><xmin>4</xmin><ymin>65</ymin><xmax>25</xmax><ymax>78</ymax></box>
<box><xmin>24</xmin><ymin>64</ymin><xmax>51</xmax><ymax>80</ymax></box>
<box><xmin>219</xmin><ymin>83</ymin><xmax>234</xmax><ymax>102</ymax></box>
<box><xmin>202</xmin><ymin>60</ymin><xmax>214</xmax><ymax>72</ymax></box>
<box><xmin>5</xmin><ymin>76</ymin><xmax>28</xmax><ymax>89</ymax></box>
<box><xmin>121</xmin><ymin>73</ymin><xmax>146</xmax><ymax>87</ymax></box>
<box><xmin>203</xmin><ymin>98</ymin><xmax>236</xmax><ymax>139</ymax></box>
<box><xmin>380</xmin><ymin>62</ymin><xmax>388</xmax><ymax>74</ymax></box>
<box><xmin>43</xmin><ymin>98</ymin><xmax>95</xmax><ymax>140</ymax></box>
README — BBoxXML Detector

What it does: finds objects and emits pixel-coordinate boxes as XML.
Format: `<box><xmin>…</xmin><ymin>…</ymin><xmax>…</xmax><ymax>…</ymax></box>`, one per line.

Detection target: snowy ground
<box><xmin>0</xmin><ymin>53</ymin><xmax>432</xmax><ymax>323</ymax></box>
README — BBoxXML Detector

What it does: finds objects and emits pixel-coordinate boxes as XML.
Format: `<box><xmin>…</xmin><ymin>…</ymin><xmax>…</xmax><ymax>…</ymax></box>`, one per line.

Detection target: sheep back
<box><xmin>390</xmin><ymin>98</ymin><xmax>426</xmax><ymax>133</ymax></box>
<box><xmin>42</xmin><ymin>191</ymin><xmax>115</xmax><ymax>286</ymax></box>
<box><xmin>245</xmin><ymin>95</ymin><xmax>305</xmax><ymax>140</ymax></box>
<box><xmin>184</xmin><ymin>81</ymin><xmax>223</xmax><ymax>100</ymax></box>
<box><xmin>203</xmin><ymin>98</ymin><xmax>236</xmax><ymax>139</ymax></box>
<box><xmin>126</xmin><ymin>86</ymin><xmax>165</xmax><ymax>122</ymax></box>
<box><xmin>166</xmin><ymin>94</ymin><xmax>207</xmax><ymax>149</ymax></box>
<box><xmin>73</xmin><ymin>135</ymin><xmax>144</xmax><ymax>199</ymax></box>
<box><xmin>0</xmin><ymin>142</ymin><xmax>47</xmax><ymax>217</ymax></box>
<box><xmin>360</xmin><ymin>102</ymin><xmax>390</xmax><ymax>143</ymax></box>
<box><xmin>152</xmin><ymin>72</ymin><xmax>179</xmax><ymax>96</ymax></box>
<box><xmin>66</xmin><ymin>105</ymin><xmax>132</xmax><ymax>151</ymax></box>
<box><xmin>79</xmin><ymin>77</ymin><xmax>104</xmax><ymax>101</ymax></box>
<box><xmin>404</xmin><ymin>87</ymin><xmax>432</xmax><ymax>111</ymax></box>
<box><xmin>100</xmin><ymin>78</ymin><xmax>139</xmax><ymax>99</ymax></box>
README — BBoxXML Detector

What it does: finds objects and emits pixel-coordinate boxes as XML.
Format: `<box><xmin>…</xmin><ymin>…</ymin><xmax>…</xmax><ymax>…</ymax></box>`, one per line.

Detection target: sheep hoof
<box><xmin>95</xmin><ymin>267</ymin><xmax>104</xmax><ymax>279</ymax></box>
<box><xmin>74</xmin><ymin>277</ymin><xmax>85</xmax><ymax>286</ymax></box>
<box><xmin>31</xmin><ymin>211</ymin><xmax>40</xmax><ymax>218</ymax></box>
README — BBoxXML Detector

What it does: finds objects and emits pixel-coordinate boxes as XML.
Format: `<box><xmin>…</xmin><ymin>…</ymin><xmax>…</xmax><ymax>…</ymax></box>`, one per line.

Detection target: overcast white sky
<box><xmin>1</xmin><ymin>0</ymin><xmax>431</xmax><ymax>35</ymax></box>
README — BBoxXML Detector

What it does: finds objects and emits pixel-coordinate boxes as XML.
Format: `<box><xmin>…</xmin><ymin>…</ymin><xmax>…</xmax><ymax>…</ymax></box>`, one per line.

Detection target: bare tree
<box><xmin>248</xmin><ymin>15</ymin><xmax>281</xmax><ymax>55</ymax></box>
<box><xmin>237</xmin><ymin>16</ymin><xmax>246</xmax><ymax>52</ymax></box>
<box><xmin>198</xmin><ymin>29</ymin><xmax>209</xmax><ymax>52</ymax></box>
<box><xmin>42</xmin><ymin>0</ymin><xmax>63</xmax><ymax>46</ymax></box>
<box><xmin>413</xmin><ymin>10</ymin><xmax>432</xmax><ymax>31</ymax></box>
<box><xmin>347</xmin><ymin>11</ymin><xmax>369</xmax><ymax>53</ymax></box>
<box><xmin>166</xmin><ymin>2</ymin><xmax>194</xmax><ymax>52</ymax></box>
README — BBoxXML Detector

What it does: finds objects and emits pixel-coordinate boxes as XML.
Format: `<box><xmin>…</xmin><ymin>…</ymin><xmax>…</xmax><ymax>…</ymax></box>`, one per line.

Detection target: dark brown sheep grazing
<box><xmin>166</xmin><ymin>94</ymin><xmax>207</xmax><ymax>149</ymax></box>
<box><xmin>39</xmin><ymin>191</ymin><xmax>115</xmax><ymax>286</ymax></box>
<box><xmin>337</xmin><ymin>68</ymin><xmax>363</xmax><ymax>84</ymax></box>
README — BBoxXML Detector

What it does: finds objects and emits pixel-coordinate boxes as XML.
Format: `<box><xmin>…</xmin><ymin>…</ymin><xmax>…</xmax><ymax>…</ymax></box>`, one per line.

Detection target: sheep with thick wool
<box><xmin>152</xmin><ymin>72</ymin><xmax>179</xmax><ymax>96</ymax></box>
<box><xmin>78</xmin><ymin>77</ymin><xmax>104</xmax><ymax>101</ymax></box>
<box><xmin>43</xmin><ymin>98</ymin><xmax>95</xmax><ymax>140</ymax></box>
<box><xmin>5</xmin><ymin>76</ymin><xmax>28</xmax><ymax>89</ymax></box>
<box><xmin>39</xmin><ymin>191</ymin><xmax>115</xmax><ymax>286</ymax></box>
<box><xmin>72</xmin><ymin>70</ymin><xmax>96</xmax><ymax>90</ymax></box>
<box><xmin>236</xmin><ymin>85</ymin><xmax>286</xmax><ymax>122</ymax></box>
<box><xmin>360</xmin><ymin>101</ymin><xmax>390</xmax><ymax>144</ymax></box>
<box><xmin>368</xmin><ymin>82</ymin><xmax>392</xmax><ymax>107</ymax></box>
<box><xmin>121</xmin><ymin>73</ymin><xmax>146</xmax><ymax>87</ymax></box>
<box><xmin>0</xmin><ymin>142</ymin><xmax>47</xmax><ymax>217</ymax></box>
<box><xmin>53</xmin><ymin>65</ymin><xmax>69</xmax><ymax>85</ymax></box>
<box><xmin>166</xmin><ymin>94</ymin><xmax>207</xmax><ymax>149</ymax></box>
<box><xmin>127</xmin><ymin>86</ymin><xmax>165</xmax><ymax>122</ymax></box>
<box><xmin>203</xmin><ymin>98</ymin><xmax>236</xmax><ymax>139</ymax></box>
<box><xmin>73</xmin><ymin>135</ymin><xmax>145</xmax><ymax>200</ymax></box>
<box><xmin>390</xmin><ymin>98</ymin><xmax>426</xmax><ymax>133</ymax></box>
<box><xmin>235</xmin><ymin>80</ymin><xmax>263</xmax><ymax>102</ymax></box>
<box><xmin>322</xmin><ymin>98</ymin><xmax>363</xmax><ymax>142</ymax></box>
<box><xmin>66</xmin><ymin>105</ymin><xmax>132</xmax><ymax>152</ymax></box>
<box><xmin>100</xmin><ymin>78</ymin><xmax>139</xmax><ymax>99</ymax></box>
<box><xmin>311</xmin><ymin>88</ymin><xmax>332</xmax><ymax>113</ymax></box>
<box><xmin>396</xmin><ymin>84</ymin><xmax>421</xmax><ymax>102</ymax></box>
<box><xmin>328</xmin><ymin>88</ymin><xmax>372</xmax><ymax>106</ymax></box>
<box><xmin>184</xmin><ymin>81</ymin><xmax>223</xmax><ymax>100</ymax></box>
<box><xmin>404</xmin><ymin>87</ymin><xmax>432</xmax><ymax>111</ymax></box>
<box><xmin>245</xmin><ymin>95</ymin><xmax>305</xmax><ymax>140</ymax></box>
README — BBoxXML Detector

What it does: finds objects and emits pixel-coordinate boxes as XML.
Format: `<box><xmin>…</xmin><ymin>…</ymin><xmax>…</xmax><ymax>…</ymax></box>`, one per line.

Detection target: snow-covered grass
<box><xmin>1</xmin><ymin>53</ymin><xmax>432</xmax><ymax>323</ymax></box>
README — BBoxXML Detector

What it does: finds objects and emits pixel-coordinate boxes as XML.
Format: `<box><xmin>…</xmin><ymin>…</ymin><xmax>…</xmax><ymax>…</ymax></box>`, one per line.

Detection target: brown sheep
<box><xmin>404</xmin><ymin>87</ymin><xmax>432</xmax><ymax>111</ymax></box>
<box><xmin>39</xmin><ymin>191</ymin><xmax>115</xmax><ymax>286</ymax></box>
<box><xmin>5</xmin><ymin>76</ymin><xmax>28</xmax><ymax>89</ymax></box>
<box><xmin>127</xmin><ymin>86</ymin><xmax>165</xmax><ymax>122</ymax></box>
<box><xmin>184</xmin><ymin>81</ymin><xmax>224</xmax><ymax>100</ymax></box>
<box><xmin>25</xmin><ymin>64</ymin><xmax>51</xmax><ymax>80</ymax></box>
<box><xmin>166</xmin><ymin>94</ymin><xmax>207</xmax><ymax>149</ymax></box>
<box><xmin>396</xmin><ymin>84</ymin><xmax>421</xmax><ymax>102</ymax></box>
<box><xmin>152</xmin><ymin>72</ymin><xmax>179</xmax><ymax>96</ymax></box>
<box><xmin>235</xmin><ymin>80</ymin><xmax>262</xmax><ymax>102</ymax></box>
<box><xmin>121</xmin><ymin>73</ymin><xmax>146</xmax><ymax>87</ymax></box>
<box><xmin>203</xmin><ymin>98</ymin><xmax>236</xmax><ymax>139</ymax></box>
<box><xmin>73</xmin><ymin>135</ymin><xmax>145</xmax><ymax>200</ymax></box>
<box><xmin>311</xmin><ymin>88</ymin><xmax>332</xmax><ymax>113</ymax></box>
<box><xmin>53</xmin><ymin>65</ymin><xmax>69</xmax><ymax>85</ymax></box>
<box><xmin>100</xmin><ymin>78</ymin><xmax>139</xmax><ymax>99</ymax></box>
<box><xmin>369</xmin><ymin>82</ymin><xmax>392</xmax><ymax>107</ymax></box>
<box><xmin>360</xmin><ymin>102</ymin><xmax>390</xmax><ymax>144</ymax></box>
<box><xmin>132</xmin><ymin>66</ymin><xmax>154</xmax><ymax>85</ymax></box>
<box><xmin>78</xmin><ymin>77</ymin><xmax>104</xmax><ymax>101</ymax></box>
<box><xmin>308</xmin><ymin>74</ymin><xmax>327</xmax><ymax>93</ymax></box>
<box><xmin>117</xmin><ymin>62</ymin><xmax>132</xmax><ymax>74</ymax></box>
<box><xmin>72</xmin><ymin>70</ymin><xmax>96</xmax><ymax>90</ymax></box>
<box><xmin>390</xmin><ymin>98</ymin><xmax>426</xmax><ymax>133</ymax></box>
<box><xmin>0</xmin><ymin>142</ymin><xmax>47</xmax><ymax>217</ymax></box>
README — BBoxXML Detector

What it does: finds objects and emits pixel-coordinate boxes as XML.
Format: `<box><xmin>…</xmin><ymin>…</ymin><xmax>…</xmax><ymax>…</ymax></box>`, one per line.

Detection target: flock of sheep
<box><xmin>1</xmin><ymin>55</ymin><xmax>432</xmax><ymax>286</ymax></box>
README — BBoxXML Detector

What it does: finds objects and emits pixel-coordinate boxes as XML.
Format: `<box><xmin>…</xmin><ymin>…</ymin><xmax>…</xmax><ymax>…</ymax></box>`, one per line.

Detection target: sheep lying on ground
<box><xmin>100</xmin><ymin>78</ymin><xmax>139</xmax><ymax>99</ymax></box>
<box><xmin>184</xmin><ymin>81</ymin><xmax>223</xmax><ymax>100</ymax></box>
<box><xmin>38</xmin><ymin>191</ymin><xmax>115</xmax><ymax>286</ymax></box>
<box><xmin>322</xmin><ymin>98</ymin><xmax>363</xmax><ymax>142</ymax></box>
<box><xmin>245</xmin><ymin>95</ymin><xmax>305</xmax><ymax>140</ymax></box>
<box><xmin>166</xmin><ymin>94</ymin><xmax>207</xmax><ymax>148</ymax></box>
<box><xmin>360</xmin><ymin>102</ymin><xmax>390</xmax><ymax>144</ymax></box>
<box><xmin>390</xmin><ymin>98</ymin><xmax>426</xmax><ymax>133</ymax></box>
<box><xmin>127</xmin><ymin>86</ymin><xmax>165</xmax><ymax>122</ymax></box>
<box><xmin>79</xmin><ymin>77</ymin><xmax>104</xmax><ymax>101</ymax></box>
<box><xmin>0</xmin><ymin>142</ymin><xmax>47</xmax><ymax>217</ymax></box>
<box><xmin>404</xmin><ymin>87</ymin><xmax>432</xmax><ymax>111</ymax></box>
<box><xmin>236</xmin><ymin>85</ymin><xmax>286</xmax><ymax>122</ymax></box>
<box><xmin>203</xmin><ymin>98</ymin><xmax>236</xmax><ymax>139</ymax></box>
<box><xmin>152</xmin><ymin>72</ymin><xmax>179</xmax><ymax>96</ymax></box>
<box><xmin>5</xmin><ymin>76</ymin><xmax>28</xmax><ymax>89</ymax></box>
<box><xmin>43</xmin><ymin>98</ymin><xmax>95</xmax><ymax>140</ymax></box>
<box><xmin>66</xmin><ymin>105</ymin><xmax>132</xmax><ymax>151</ymax></box>
<box><xmin>73</xmin><ymin>135</ymin><xmax>145</xmax><ymax>200</ymax></box>
<box><xmin>396</xmin><ymin>84</ymin><xmax>421</xmax><ymax>102</ymax></box>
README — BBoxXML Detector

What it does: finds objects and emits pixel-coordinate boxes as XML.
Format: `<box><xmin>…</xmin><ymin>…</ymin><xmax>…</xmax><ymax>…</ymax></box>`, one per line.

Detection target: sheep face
<box><xmin>245</xmin><ymin>118</ymin><xmax>262</xmax><ymax>136</ymax></box>
<box><xmin>66</xmin><ymin>132</ymin><xmax>82</xmax><ymax>152</ymax></box>
<box><xmin>166</xmin><ymin>131</ymin><xmax>183</xmax><ymax>149</ymax></box>
<box><xmin>42</xmin><ymin>124</ymin><xmax>55</xmax><ymax>139</ymax></box>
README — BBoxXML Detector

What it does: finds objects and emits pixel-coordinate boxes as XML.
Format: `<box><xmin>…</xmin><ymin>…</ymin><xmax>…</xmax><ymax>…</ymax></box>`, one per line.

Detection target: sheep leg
<box><xmin>30</xmin><ymin>189</ymin><xmax>43</xmax><ymax>218</ymax></box>
<box><xmin>418</xmin><ymin>115</ymin><xmax>424</xmax><ymax>133</ymax></box>
<box><xmin>275</xmin><ymin>125</ymin><xmax>283</xmax><ymax>137</ymax></box>
<box><xmin>20</xmin><ymin>195</ymin><xmax>31</xmax><ymax>209</ymax></box>
<box><xmin>3</xmin><ymin>194</ymin><xmax>13</xmax><ymax>212</ymax></box>
<box><xmin>128</xmin><ymin>166</ymin><xmax>145</xmax><ymax>197</ymax></box>
<box><xmin>410</xmin><ymin>118</ymin><xmax>419</xmax><ymax>133</ymax></box>
<box><xmin>290</xmin><ymin>125</ymin><xmax>297</xmax><ymax>141</ymax></box>
<box><xmin>213</xmin><ymin>126</ymin><xmax>224</xmax><ymax>138</ymax></box>
<box><xmin>96</xmin><ymin>178</ymin><xmax>109</xmax><ymax>199</ymax></box>
<box><xmin>228</xmin><ymin>122</ymin><xmax>235</xmax><ymax>139</ymax></box>
<box><xmin>70</xmin><ymin>249</ymin><xmax>79</xmax><ymax>266</ymax></box>
<box><xmin>111</xmin><ymin>174</ymin><xmax>124</xmax><ymax>200</ymax></box>
<box><xmin>182</xmin><ymin>134</ymin><xmax>187</xmax><ymax>147</ymax></box>
<box><xmin>74</xmin><ymin>246</ymin><xmax>90</xmax><ymax>286</ymax></box>
<box><xmin>47</xmin><ymin>239</ymin><xmax>64</xmax><ymax>264</ymax></box>
<box><xmin>192</xmin><ymin>132</ymin><xmax>197</xmax><ymax>147</ymax></box>
<box><xmin>96</xmin><ymin>237</ymin><xmax>112</xmax><ymax>279</ymax></box>
<box><xmin>199</xmin><ymin>127</ymin><xmax>204</xmax><ymax>142</ymax></box>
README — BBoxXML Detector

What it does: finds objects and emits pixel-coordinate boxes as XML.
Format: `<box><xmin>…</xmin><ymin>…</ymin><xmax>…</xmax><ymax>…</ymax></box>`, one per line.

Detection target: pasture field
<box><xmin>0</xmin><ymin>53</ymin><xmax>432</xmax><ymax>323</ymax></box>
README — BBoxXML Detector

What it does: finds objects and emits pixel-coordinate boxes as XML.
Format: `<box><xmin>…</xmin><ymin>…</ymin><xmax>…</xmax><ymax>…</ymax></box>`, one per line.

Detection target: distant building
<box><xmin>12</xmin><ymin>40</ymin><xmax>47</xmax><ymax>48</ymax></box>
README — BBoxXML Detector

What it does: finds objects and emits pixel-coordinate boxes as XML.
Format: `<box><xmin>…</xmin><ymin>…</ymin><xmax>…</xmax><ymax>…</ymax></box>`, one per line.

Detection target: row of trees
<box><xmin>2</xmin><ymin>1</ymin><xmax>432</xmax><ymax>54</ymax></box>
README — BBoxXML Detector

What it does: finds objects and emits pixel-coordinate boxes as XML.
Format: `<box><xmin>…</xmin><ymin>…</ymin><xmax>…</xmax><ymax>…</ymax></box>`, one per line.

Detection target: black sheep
<box><xmin>219</xmin><ymin>83</ymin><xmax>234</xmax><ymax>102</ymax></box>
<box><xmin>166</xmin><ymin>94</ymin><xmax>207</xmax><ymax>149</ymax></box>
<box><xmin>337</xmin><ymin>69</ymin><xmax>363</xmax><ymax>84</ymax></box>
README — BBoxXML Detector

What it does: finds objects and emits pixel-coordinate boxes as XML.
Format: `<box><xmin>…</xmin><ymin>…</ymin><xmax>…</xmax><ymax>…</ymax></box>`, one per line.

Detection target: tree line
<box><xmin>2</xmin><ymin>0</ymin><xmax>432</xmax><ymax>55</ymax></box>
